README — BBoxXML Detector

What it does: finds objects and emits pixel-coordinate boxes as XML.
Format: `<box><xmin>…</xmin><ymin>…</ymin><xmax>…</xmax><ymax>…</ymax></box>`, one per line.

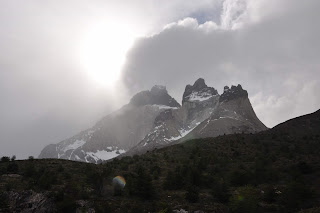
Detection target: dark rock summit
<box><xmin>130</xmin><ymin>85</ymin><xmax>180</xmax><ymax>107</ymax></box>
<box><xmin>220</xmin><ymin>84</ymin><xmax>248</xmax><ymax>102</ymax></box>
<box><xmin>183</xmin><ymin>78</ymin><xmax>218</xmax><ymax>104</ymax></box>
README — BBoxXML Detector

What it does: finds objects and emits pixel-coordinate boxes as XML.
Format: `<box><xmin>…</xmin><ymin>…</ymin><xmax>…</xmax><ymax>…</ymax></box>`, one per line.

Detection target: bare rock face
<box><xmin>180</xmin><ymin>84</ymin><xmax>268</xmax><ymax>142</ymax></box>
<box><xmin>39</xmin><ymin>86</ymin><xmax>180</xmax><ymax>163</ymax></box>
<box><xmin>182</xmin><ymin>78</ymin><xmax>218</xmax><ymax>104</ymax></box>
<box><xmin>180</xmin><ymin>78</ymin><xmax>220</xmax><ymax>130</ymax></box>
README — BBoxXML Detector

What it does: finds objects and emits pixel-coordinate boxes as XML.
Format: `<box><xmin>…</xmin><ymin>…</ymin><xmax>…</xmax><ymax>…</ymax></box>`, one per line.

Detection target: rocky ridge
<box><xmin>124</xmin><ymin>80</ymin><xmax>267</xmax><ymax>156</ymax></box>
<box><xmin>39</xmin><ymin>78</ymin><xmax>267</xmax><ymax>162</ymax></box>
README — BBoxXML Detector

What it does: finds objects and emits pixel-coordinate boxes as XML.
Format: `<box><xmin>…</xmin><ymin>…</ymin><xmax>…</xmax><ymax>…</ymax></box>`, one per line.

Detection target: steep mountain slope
<box><xmin>180</xmin><ymin>84</ymin><xmax>268</xmax><ymax>141</ymax></box>
<box><xmin>39</xmin><ymin>86</ymin><xmax>180</xmax><ymax>163</ymax></box>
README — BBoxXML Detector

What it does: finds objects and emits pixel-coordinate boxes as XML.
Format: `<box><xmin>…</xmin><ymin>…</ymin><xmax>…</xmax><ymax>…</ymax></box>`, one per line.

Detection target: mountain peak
<box><xmin>183</xmin><ymin>78</ymin><xmax>218</xmax><ymax>104</ymax></box>
<box><xmin>130</xmin><ymin>86</ymin><xmax>180</xmax><ymax>107</ymax></box>
<box><xmin>220</xmin><ymin>84</ymin><xmax>248</xmax><ymax>102</ymax></box>
<box><xmin>193</xmin><ymin>78</ymin><xmax>206</xmax><ymax>88</ymax></box>
<box><xmin>150</xmin><ymin>85</ymin><xmax>167</xmax><ymax>96</ymax></box>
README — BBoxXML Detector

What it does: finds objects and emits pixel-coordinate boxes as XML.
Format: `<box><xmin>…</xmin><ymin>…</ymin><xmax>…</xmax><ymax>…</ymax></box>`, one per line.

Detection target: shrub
<box><xmin>24</xmin><ymin>163</ymin><xmax>36</xmax><ymax>177</ymax></box>
<box><xmin>229</xmin><ymin>169</ymin><xmax>252</xmax><ymax>186</ymax></box>
<box><xmin>229</xmin><ymin>185</ymin><xmax>259</xmax><ymax>213</ymax></box>
<box><xmin>38</xmin><ymin>170</ymin><xmax>57</xmax><ymax>190</ymax></box>
<box><xmin>211</xmin><ymin>180</ymin><xmax>230</xmax><ymax>203</ymax></box>
<box><xmin>6</xmin><ymin>163</ymin><xmax>19</xmax><ymax>173</ymax></box>
<box><xmin>127</xmin><ymin>166</ymin><xmax>156</xmax><ymax>199</ymax></box>
<box><xmin>185</xmin><ymin>185</ymin><xmax>199</xmax><ymax>203</ymax></box>
<box><xmin>56</xmin><ymin>194</ymin><xmax>78</xmax><ymax>213</ymax></box>
<box><xmin>280</xmin><ymin>181</ymin><xmax>315</xmax><ymax>211</ymax></box>
<box><xmin>163</xmin><ymin>168</ymin><xmax>184</xmax><ymax>190</ymax></box>
<box><xmin>0</xmin><ymin>192</ymin><xmax>9</xmax><ymax>210</ymax></box>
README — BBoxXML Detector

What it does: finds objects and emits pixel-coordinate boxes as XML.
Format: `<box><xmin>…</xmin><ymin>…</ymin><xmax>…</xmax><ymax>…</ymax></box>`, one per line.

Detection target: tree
<box><xmin>10</xmin><ymin>155</ymin><xmax>16</xmax><ymax>161</ymax></box>
<box><xmin>1</xmin><ymin>156</ymin><xmax>10</xmax><ymax>162</ymax></box>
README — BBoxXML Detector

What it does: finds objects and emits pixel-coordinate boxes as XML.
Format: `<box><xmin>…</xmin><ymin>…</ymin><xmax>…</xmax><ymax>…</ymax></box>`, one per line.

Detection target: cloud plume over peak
<box><xmin>123</xmin><ymin>0</ymin><xmax>320</xmax><ymax>128</ymax></box>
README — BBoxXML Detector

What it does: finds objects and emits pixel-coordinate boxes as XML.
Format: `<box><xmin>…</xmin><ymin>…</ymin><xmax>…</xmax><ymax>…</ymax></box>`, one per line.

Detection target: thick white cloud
<box><xmin>0</xmin><ymin>0</ymin><xmax>223</xmax><ymax>158</ymax></box>
<box><xmin>122</xmin><ymin>0</ymin><xmax>320</xmax><ymax>128</ymax></box>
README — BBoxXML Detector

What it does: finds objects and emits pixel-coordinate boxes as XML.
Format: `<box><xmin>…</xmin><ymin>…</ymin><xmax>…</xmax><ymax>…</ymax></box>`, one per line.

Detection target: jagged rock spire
<box><xmin>220</xmin><ymin>84</ymin><xmax>248</xmax><ymax>102</ymax></box>
<box><xmin>182</xmin><ymin>78</ymin><xmax>218</xmax><ymax>104</ymax></box>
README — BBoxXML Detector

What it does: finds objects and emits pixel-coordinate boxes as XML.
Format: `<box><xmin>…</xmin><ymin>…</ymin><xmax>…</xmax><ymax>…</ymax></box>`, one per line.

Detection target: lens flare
<box><xmin>112</xmin><ymin>175</ymin><xmax>126</xmax><ymax>188</ymax></box>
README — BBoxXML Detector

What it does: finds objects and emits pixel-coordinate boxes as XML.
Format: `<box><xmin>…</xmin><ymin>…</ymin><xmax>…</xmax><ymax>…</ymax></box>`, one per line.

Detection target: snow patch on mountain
<box><xmin>167</xmin><ymin>126</ymin><xmax>198</xmax><ymax>142</ymax></box>
<box><xmin>185</xmin><ymin>91</ymin><xmax>217</xmax><ymax>102</ymax></box>
<box><xmin>62</xmin><ymin>140</ymin><xmax>85</xmax><ymax>152</ymax></box>
<box><xmin>86</xmin><ymin>149</ymin><xmax>126</xmax><ymax>162</ymax></box>
<box><xmin>152</xmin><ymin>105</ymin><xmax>179</xmax><ymax>110</ymax></box>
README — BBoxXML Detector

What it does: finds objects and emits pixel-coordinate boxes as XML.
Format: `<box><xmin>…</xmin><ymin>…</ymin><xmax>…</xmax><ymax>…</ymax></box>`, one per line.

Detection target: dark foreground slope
<box><xmin>1</xmin><ymin>110</ymin><xmax>320</xmax><ymax>213</ymax></box>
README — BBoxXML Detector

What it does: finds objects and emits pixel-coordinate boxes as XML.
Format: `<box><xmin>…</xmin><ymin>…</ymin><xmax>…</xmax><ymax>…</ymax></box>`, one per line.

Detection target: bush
<box><xmin>229</xmin><ymin>169</ymin><xmax>252</xmax><ymax>186</ymax></box>
<box><xmin>126</xmin><ymin>166</ymin><xmax>156</xmax><ymax>200</ymax></box>
<box><xmin>38</xmin><ymin>170</ymin><xmax>57</xmax><ymax>190</ymax></box>
<box><xmin>280</xmin><ymin>181</ymin><xmax>315</xmax><ymax>211</ymax></box>
<box><xmin>185</xmin><ymin>185</ymin><xmax>199</xmax><ymax>203</ymax></box>
<box><xmin>229</xmin><ymin>185</ymin><xmax>259</xmax><ymax>213</ymax></box>
<box><xmin>261</xmin><ymin>185</ymin><xmax>276</xmax><ymax>203</ymax></box>
<box><xmin>56</xmin><ymin>194</ymin><xmax>78</xmax><ymax>213</ymax></box>
<box><xmin>0</xmin><ymin>192</ymin><xmax>9</xmax><ymax>210</ymax></box>
<box><xmin>6</xmin><ymin>163</ymin><xmax>19</xmax><ymax>173</ymax></box>
<box><xmin>24</xmin><ymin>163</ymin><xmax>36</xmax><ymax>177</ymax></box>
<box><xmin>211</xmin><ymin>180</ymin><xmax>230</xmax><ymax>203</ymax></box>
<box><xmin>163</xmin><ymin>169</ymin><xmax>184</xmax><ymax>190</ymax></box>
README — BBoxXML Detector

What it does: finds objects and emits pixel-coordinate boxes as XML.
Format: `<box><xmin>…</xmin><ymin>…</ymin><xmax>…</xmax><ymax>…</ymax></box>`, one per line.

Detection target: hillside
<box><xmin>1</xmin><ymin>110</ymin><xmax>320</xmax><ymax>213</ymax></box>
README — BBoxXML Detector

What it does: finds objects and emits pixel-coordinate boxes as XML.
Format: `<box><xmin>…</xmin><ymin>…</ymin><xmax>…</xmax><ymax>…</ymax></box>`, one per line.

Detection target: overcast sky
<box><xmin>1</xmin><ymin>0</ymin><xmax>319</xmax><ymax>159</ymax></box>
